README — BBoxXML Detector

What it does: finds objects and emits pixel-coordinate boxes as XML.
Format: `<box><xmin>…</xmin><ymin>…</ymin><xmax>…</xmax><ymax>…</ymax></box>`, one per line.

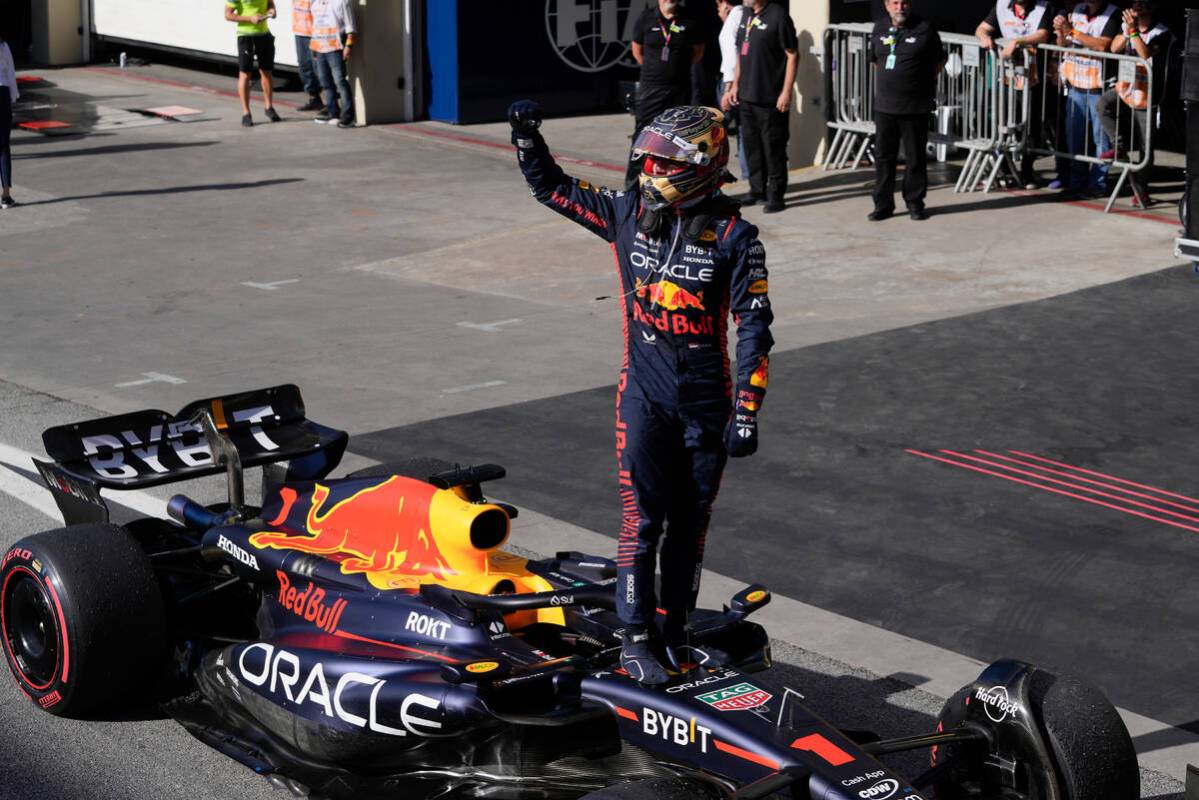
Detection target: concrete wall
<box><xmin>30</xmin><ymin>0</ymin><xmax>83</xmax><ymax>65</ymax></box>
<box><xmin>348</xmin><ymin>0</ymin><xmax>410</xmax><ymax>125</ymax></box>
<box><xmin>788</xmin><ymin>0</ymin><xmax>831</xmax><ymax>168</ymax></box>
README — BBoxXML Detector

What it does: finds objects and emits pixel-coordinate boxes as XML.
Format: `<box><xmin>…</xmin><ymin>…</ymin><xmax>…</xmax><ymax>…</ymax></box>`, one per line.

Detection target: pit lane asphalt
<box><xmin>0</xmin><ymin>60</ymin><xmax>1189</xmax><ymax>798</ymax></box>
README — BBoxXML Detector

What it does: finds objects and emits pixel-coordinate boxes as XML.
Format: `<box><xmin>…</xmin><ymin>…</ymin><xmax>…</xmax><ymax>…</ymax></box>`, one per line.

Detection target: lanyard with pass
<box><xmin>741</xmin><ymin>11</ymin><xmax>756</xmax><ymax>57</ymax></box>
<box><xmin>660</xmin><ymin>16</ymin><xmax>673</xmax><ymax>61</ymax></box>
<box><xmin>884</xmin><ymin>27</ymin><xmax>898</xmax><ymax>70</ymax></box>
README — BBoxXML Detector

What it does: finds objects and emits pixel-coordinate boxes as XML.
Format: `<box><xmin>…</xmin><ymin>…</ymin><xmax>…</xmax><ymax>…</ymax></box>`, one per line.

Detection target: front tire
<box><xmin>1</xmin><ymin>523</ymin><xmax>168</xmax><ymax>716</ymax></box>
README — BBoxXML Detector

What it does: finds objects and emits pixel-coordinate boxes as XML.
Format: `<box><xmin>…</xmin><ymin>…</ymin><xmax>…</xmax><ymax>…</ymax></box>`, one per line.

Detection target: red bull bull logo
<box><xmin>250</xmin><ymin>477</ymin><xmax>452</xmax><ymax>580</ymax></box>
<box><xmin>635</xmin><ymin>279</ymin><xmax>705</xmax><ymax>312</ymax></box>
<box><xmin>750</xmin><ymin>356</ymin><xmax>769</xmax><ymax>389</ymax></box>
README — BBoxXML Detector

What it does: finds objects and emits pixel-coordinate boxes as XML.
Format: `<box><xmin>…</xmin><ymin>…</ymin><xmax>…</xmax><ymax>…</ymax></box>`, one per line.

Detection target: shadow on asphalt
<box><xmin>14</xmin><ymin>141</ymin><xmax>220</xmax><ymax>161</ymax></box>
<box><xmin>15</xmin><ymin>178</ymin><xmax>304</xmax><ymax>206</ymax></box>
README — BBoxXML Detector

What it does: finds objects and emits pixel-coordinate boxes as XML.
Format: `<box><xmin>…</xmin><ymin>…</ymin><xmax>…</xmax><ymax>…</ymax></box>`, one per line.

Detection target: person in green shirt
<box><xmin>225</xmin><ymin>0</ymin><xmax>280</xmax><ymax>127</ymax></box>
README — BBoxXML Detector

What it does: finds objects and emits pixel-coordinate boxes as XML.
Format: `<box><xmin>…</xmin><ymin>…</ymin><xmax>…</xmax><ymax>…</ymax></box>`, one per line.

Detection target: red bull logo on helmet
<box><xmin>634</xmin><ymin>278</ymin><xmax>705</xmax><ymax>311</ymax></box>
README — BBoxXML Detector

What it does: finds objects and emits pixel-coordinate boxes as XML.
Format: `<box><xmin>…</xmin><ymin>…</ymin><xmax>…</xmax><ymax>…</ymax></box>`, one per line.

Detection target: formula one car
<box><xmin>2</xmin><ymin>386</ymin><xmax>1140</xmax><ymax>799</ymax></box>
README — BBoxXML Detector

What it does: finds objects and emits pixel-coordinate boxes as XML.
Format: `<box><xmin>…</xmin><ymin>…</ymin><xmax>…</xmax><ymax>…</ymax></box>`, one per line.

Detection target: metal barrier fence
<box><xmin>822</xmin><ymin>24</ymin><xmax>1157</xmax><ymax>213</ymax></box>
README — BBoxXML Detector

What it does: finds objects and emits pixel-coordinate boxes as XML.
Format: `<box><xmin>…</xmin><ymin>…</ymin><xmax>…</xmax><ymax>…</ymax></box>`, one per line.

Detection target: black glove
<box><xmin>508</xmin><ymin>100</ymin><xmax>542</xmax><ymax>136</ymax></box>
<box><xmin>726</xmin><ymin>389</ymin><xmax>762</xmax><ymax>458</ymax></box>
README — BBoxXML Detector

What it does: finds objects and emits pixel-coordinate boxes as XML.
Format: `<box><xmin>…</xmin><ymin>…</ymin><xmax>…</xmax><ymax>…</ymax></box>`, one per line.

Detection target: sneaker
<box><xmin>762</xmin><ymin>200</ymin><xmax>785</xmax><ymax>214</ymax></box>
<box><xmin>619</xmin><ymin>629</ymin><xmax>669</xmax><ymax>686</ymax></box>
<box><xmin>336</xmin><ymin>118</ymin><xmax>355</xmax><ymax>129</ymax></box>
<box><xmin>908</xmin><ymin>207</ymin><xmax>929</xmax><ymax>221</ymax></box>
<box><xmin>298</xmin><ymin>96</ymin><xmax>323</xmax><ymax>112</ymax></box>
<box><xmin>1099</xmin><ymin>149</ymin><xmax>1116</xmax><ymax>161</ymax></box>
<box><xmin>739</xmin><ymin>193</ymin><xmax>761</xmax><ymax>207</ymax></box>
<box><xmin>241</xmin><ymin>113</ymin><xmax>253</xmax><ymax>128</ymax></box>
<box><xmin>1047</xmin><ymin>178</ymin><xmax>1064</xmax><ymax>191</ymax></box>
<box><xmin>264</xmin><ymin>107</ymin><xmax>281</xmax><ymax>123</ymax></box>
<box><xmin>314</xmin><ymin>111</ymin><xmax>332</xmax><ymax>124</ymax></box>
<box><xmin>0</xmin><ymin>197</ymin><xmax>16</xmax><ymax>209</ymax></box>
<box><xmin>867</xmin><ymin>208</ymin><xmax>893</xmax><ymax>222</ymax></box>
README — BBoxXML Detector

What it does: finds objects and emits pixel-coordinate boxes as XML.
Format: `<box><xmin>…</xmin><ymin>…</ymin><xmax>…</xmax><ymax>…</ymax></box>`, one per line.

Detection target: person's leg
<box><xmin>740</xmin><ymin>103</ymin><xmax>767</xmax><ymax>201</ymax></box>
<box><xmin>1096</xmin><ymin>89</ymin><xmax>1120</xmax><ymax>153</ymax></box>
<box><xmin>260</xmin><ymin>70</ymin><xmax>275</xmax><ymax>110</ymax></box>
<box><xmin>295</xmin><ymin>35</ymin><xmax>320</xmax><ymax>101</ymax></box>
<box><xmin>313</xmin><ymin>52</ymin><xmax>338</xmax><ymax>119</ymax></box>
<box><xmin>0</xmin><ymin>88</ymin><xmax>12</xmax><ymax>199</ymax></box>
<box><xmin>872</xmin><ymin>111</ymin><xmax>900</xmax><ymax>213</ymax></box>
<box><xmin>762</xmin><ymin>107</ymin><xmax>790</xmax><ymax>206</ymax></box>
<box><xmin>236</xmin><ymin>36</ymin><xmax>253</xmax><ymax>116</ymax></box>
<box><xmin>1087</xmin><ymin>91</ymin><xmax>1110</xmax><ymax>191</ymax></box>
<box><xmin>901</xmin><ymin>113</ymin><xmax>930</xmax><ymax>212</ymax></box>
<box><xmin>328</xmin><ymin>52</ymin><xmax>353</xmax><ymax>124</ymax></box>
<box><xmin>1064</xmin><ymin>89</ymin><xmax>1088</xmax><ymax>190</ymax></box>
<box><xmin>256</xmin><ymin>35</ymin><xmax>276</xmax><ymax>112</ymax></box>
<box><xmin>1130</xmin><ymin>108</ymin><xmax>1152</xmax><ymax>200</ymax></box>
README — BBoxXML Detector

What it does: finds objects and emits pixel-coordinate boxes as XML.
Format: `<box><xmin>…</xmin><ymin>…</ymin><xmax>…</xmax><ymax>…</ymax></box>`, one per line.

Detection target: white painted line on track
<box><xmin>441</xmin><ymin>380</ymin><xmax>507</xmax><ymax>394</ymax></box>
<box><xmin>457</xmin><ymin>319</ymin><xmax>522</xmax><ymax>333</ymax></box>
<box><xmin>241</xmin><ymin>279</ymin><xmax>300</xmax><ymax>291</ymax></box>
<box><xmin>114</xmin><ymin>372</ymin><xmax>187</xmax><ymax>388</ymax></box>
<box><xmin>0</xmin><ymin>441</ymin><xmax>169</xmax><ymax>523</ymax></box>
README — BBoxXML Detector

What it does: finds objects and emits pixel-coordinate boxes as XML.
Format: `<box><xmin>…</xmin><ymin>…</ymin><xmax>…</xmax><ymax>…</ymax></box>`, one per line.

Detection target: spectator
<box><xmin>625</xmin><ymin>0</ymin><xmax>705</xmax><ymax>189</ymax></box>
<box><xmin>1053</xmin><ymin>1</ymin><xmax>1120</xmax><ymax>198</ymax></box>
<box><xmin>689</xmin><ymin>0</ymin><xmax>723</xmax><ymax>106</ymax></box>
<box><xmin>867</xmin><ymin>0</ymin><xmax>945</xmax><ymax>222</ymax></box>
<box><xmin>1097</xmin><ymin>0</ymin><xmax>1170</xmax><ymax>207</ymax></box>
<box><xmin>975</xmin><ymin>0</ymin><xmax>1056</xmax><ymax>188</ymax></box>
<box><xmin>291</xmin><ymin>0</ymin><xmax>323</xmax><ymax>112</ymax></box>
<box><xmin>310</xmin><ymin>0</ymin><xmax>356</xmax><ymax>128</ymax></box>
<box><xmin>0</xmin><ymin>32</ymin><xmax>16</xmax><ymax>209</ymax></box>
<box><xmin>224</xmin><ymin>0</ymin><xmax>281</xmax><ymax>128</ymax></box>
<box><xmin>716</xmin><ymin>0</ymin><xmax>750</xmax><ymax>180</ymax></box>
<box><xmin>722</xmin><ymin>0</ymin><xmax>799</xmax><ymax>214</ymax></box>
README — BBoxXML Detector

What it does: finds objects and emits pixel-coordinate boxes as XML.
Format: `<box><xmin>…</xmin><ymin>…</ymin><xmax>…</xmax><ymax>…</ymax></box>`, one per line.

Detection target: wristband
<box><xmin>345</xmin><ymin>34</ymin><xmax>354</xmax><ymax>46</ymax></box>
<box><xmin>1129</xmin><ymin>31</ymin><xmax>1140</xmax><ymax>39</ymax></box>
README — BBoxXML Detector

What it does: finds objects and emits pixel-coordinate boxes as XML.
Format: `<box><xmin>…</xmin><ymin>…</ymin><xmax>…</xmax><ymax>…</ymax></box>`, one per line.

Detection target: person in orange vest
<box><xmin>1096</xmin><ymin>0</ymin><xmax>1171</xmax><ymax>207</ymax></box>
<box><xmin>292</xmin><ymin>0</ymin><xmax>323</xmax><ymax>112</ymax></box>
<box><xmin>224</xmin><ymin>0</ymin><xmax>281</xmax><ymax>128</ymax></box>
<box><xmin>310</xmin><ymin>0</ymin><xmax>356</xmax><ymax>128</ymax></box>
<box><xmin>1052</xmin><ymin>1</ymin><xmax>1121</xmax><ymax>198</ymax></box>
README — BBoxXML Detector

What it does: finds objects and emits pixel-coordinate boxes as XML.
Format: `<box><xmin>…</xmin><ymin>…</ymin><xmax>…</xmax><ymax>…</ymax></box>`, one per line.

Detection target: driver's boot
<box><xmin>619</xmin><ymin>628</ymin><xmax>670</xmax><ymax>686</ymax></box>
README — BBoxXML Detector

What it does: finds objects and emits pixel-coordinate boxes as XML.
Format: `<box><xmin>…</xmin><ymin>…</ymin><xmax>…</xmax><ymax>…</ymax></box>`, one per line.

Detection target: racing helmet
<box><xmin>633</xmin><ymin>106</ymin><xmax>730</xmax><ymax>211</ymax></box>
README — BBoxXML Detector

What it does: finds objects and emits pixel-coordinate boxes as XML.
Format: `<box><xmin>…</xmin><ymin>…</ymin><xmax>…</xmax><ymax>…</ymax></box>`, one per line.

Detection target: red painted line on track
<box><xmin>1008</xmin><ymin>450</ymin><xmax>1199</xmax><ymax>506</ymax></box>
<box><xmin>906</xmin><ymin>449</ymin><xmax>1199</xmax><ymax>534</ymax></box>
<box><xmin>976</xmin><ymin>449</ymin><xmax>1199</xmax><ymax>516</ymax></box>
<box><xmin>81</xmin><ymin>66</ymin><xmax>303</xmax><ymax>110</ymax></box>
<box><xmin>389</xmin><ymin>124</ymin><xmax>625</xmax><ymax>173</ymax></box>
<box><xmin>945</xmin><ymin>450</ymin><xmax>1199</xmax><ymax>525</ymax></box>
<box><xmin>1001</xmin><ymin>187</ymin><xmax>1177</xmax><ymax>226</ymax></box>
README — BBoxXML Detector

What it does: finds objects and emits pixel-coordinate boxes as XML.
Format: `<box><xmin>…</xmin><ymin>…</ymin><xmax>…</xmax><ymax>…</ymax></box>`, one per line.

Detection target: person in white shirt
<box><xmin>0</xmin><ymin>34</ymin><xmax>18</xmax><ymax>209</ymax></box>
<box><xmin>309</xmin><ymin>0</ymin><xmax>356</xmax><ymax>127</ymax></box>
<box><xmin>716</xmin><ymin>0</ymin><xmax>750</xmax><ymax>180</ymax></box>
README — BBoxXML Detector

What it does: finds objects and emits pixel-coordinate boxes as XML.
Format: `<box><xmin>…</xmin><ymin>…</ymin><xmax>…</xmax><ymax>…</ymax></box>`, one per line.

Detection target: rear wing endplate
<box><xmin>38</xmin><ymin>385</ymin><xmax>348</xmax><ymax>524</ymax></box>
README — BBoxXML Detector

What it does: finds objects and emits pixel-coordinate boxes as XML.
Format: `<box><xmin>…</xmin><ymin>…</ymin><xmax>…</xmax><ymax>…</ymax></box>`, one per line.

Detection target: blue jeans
<box><xmin>718</xmin><ymin>80</ymin><xmax>750</xmax><ymax>181</ymax></box>
<box><xmin>313</xmin><ymin>50</ymin><xmax>352</xmax><ymax>122</ymax></box>
<box><xmin>294</xmin><ymin>36</ymin><xmax>320</xmax><ymax>97</ymax></box>
<box><xmin>0</xmin><ymin>87</ymin><xmax>11</xmax><ymax>190</ymax></box>
<box><xmin>1065</xmin><ymin>88</ymin><xmax>1110</xmax><ymax>191</ymax></box>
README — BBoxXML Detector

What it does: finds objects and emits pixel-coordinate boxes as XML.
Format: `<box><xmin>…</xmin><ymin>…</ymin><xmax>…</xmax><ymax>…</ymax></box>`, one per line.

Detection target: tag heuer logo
<box><xmin>696</xmin><ymin>682</ymin><xmax>772</xmax><ymax>711</ymax></box>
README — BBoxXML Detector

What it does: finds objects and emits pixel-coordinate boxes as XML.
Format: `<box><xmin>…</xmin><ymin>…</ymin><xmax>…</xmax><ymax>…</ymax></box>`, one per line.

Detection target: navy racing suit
<box><xmin>514</xmin><ymin>130</ymin><xmax>773</xmax><ymax>629</ymax></box>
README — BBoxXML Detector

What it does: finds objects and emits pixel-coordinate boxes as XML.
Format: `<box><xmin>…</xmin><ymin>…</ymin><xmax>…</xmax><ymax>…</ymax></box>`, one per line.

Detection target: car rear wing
<box><xmin>37</xmin><ymin>385</ymin><xmax>348</xmax><ymax>525</ymax></box>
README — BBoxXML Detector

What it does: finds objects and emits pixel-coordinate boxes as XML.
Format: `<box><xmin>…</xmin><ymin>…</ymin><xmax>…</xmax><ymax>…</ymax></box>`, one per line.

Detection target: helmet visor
<box><xmin>632</xmin><ymin>127</ymin><xmax>712</xmax><ymax>166</ymax></box>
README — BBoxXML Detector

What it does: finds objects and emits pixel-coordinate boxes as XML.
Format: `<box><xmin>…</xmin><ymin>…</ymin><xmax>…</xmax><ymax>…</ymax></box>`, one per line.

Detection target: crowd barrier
<box><xmin>822</xmin><ymin>24</ymin><xmax>1157</xmax><ymax>213</ymax></box>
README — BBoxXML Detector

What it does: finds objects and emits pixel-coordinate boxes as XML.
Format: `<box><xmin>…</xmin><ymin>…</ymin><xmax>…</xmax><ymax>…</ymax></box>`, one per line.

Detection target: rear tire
<box><xmin>1</xmin><ymin>524</ymin><xmax>168</xmax><ymax>717</ymax></box>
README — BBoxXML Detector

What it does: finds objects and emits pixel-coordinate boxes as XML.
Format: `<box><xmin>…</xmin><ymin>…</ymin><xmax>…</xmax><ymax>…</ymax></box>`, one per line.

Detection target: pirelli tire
<box><xmin>0</xmin><ymin>523</ymin><xmax>168</xmax><ymax>717</ymax></box>
<box><xmin>578</xmin><ymin>777</ymin><xmax>723</xmax><ymax>800</ymax></box>
<box><xmin>932</xmin><ymin>668</ymin><xmax>1139</xmax><ymax>800</ymax></box>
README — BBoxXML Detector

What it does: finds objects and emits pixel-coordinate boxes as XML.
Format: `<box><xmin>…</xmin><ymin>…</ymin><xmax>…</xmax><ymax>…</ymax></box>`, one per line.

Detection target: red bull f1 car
<box><xmin>1</xmin><ymin>386</ymin><xmax>1140</xmax><ymax>799</ymax></box>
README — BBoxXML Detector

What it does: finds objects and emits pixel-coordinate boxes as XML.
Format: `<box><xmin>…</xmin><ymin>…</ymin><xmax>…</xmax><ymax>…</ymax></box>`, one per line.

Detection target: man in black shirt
<box><xmin>723</xmin><ymin>0</ymin><xmax>799</xmax><ymax>213</ymax></box>
<box><xmin>626</xmin><ymin>0</ymin><xmax>706</xmax><ymax>189</ymax></box>
<box><xmin>868</xmin><ymin>0</ymin><xmax>946</xmax><ymax>221</ymax></box>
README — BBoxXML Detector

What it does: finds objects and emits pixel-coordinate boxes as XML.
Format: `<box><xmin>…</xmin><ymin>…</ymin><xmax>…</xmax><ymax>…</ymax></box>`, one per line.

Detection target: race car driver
<box><xmin>509</xmin><ymin>100</ymin><xmax>774</xmax><ymax>685</ymax></box>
